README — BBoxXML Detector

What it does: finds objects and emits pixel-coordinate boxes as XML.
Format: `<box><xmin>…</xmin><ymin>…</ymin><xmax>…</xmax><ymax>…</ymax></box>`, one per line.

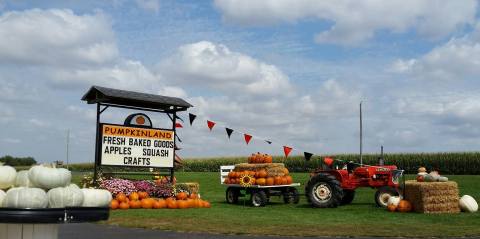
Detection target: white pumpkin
<box><xmin>28</xmin><ymin>165</ymin><xmax>71</xmax><ymax>190</ymax></box>
<box><xmin>438</xmin><ymin>176</ymin><xmax>448</xmax><ymax>182</ymax></box>
<box><xmin>15</xmin><ymin>170</ymin><xmax>35</xmax><ymax>187</ymax></box>
<box><xmin>0</xmin><ymin>189</ymin><xmax>5</xmax><ymax>207</ymax></box>
<box><xmin>81</xmin><ymin>189</ymin><xmax>112</xmax><ymax>207</ymax></box>
<box><xmin>4</xmin><ymin>187</ymin><xmax>48</xmax><ymax>208</ymax></box>
<box><xmin>0</xmin><ymin>164</ymin><xmax>17</xmax><ymax>190</ymax></box>
<box><xmin>387</xmin><ymin>196</ymin><xmax>401</xmax><ymax>207</ymax></box>
<box><xmin>459</xmin><ymin>195</ymin><xmax>478</xmax><ymax>213</ymax></box>
<box><xmin>47</xmin><ymin>184</ymin><xmax>84</xmax><ymax>208</ymax></box>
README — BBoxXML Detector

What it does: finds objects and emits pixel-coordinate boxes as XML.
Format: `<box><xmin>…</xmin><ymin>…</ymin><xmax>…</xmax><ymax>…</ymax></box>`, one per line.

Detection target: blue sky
<box><xmin>0</xmin><ymin>0</ymin><xmax>479</xmax><ymax>163</ymax></box>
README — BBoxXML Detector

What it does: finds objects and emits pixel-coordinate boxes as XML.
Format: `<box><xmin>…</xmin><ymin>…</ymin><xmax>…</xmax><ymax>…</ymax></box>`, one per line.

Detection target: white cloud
<box><xmin>214</xmin><ymin>0</ymin><xmax>477</xmax><ymax>45</ymax></box>
<box><xmin>159</xmin><ymin>41</ymin><xmax>293</xmax><ymax>96</ymax></box>
<box><xmin>135</xmin><ymin>0</ymin><xmax>160</xmax><ymax>13</ymax></box>
<box><xmin>393</xmin><ymin>23</ymin><xmax>480</xmax><ymax>81</ymax></box>
<box><xmin>49</xmin><ymin>59</ymin><xmax>160</xmax><ymax>91</ymax></box>
<box><xmin>0</xmin><ymin>9</ymin><xmax>118</xmax><ymax>66</ymax></box>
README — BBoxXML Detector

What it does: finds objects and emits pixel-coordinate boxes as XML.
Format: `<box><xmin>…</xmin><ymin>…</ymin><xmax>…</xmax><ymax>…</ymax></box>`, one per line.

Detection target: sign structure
<box><xmin>99</xmin><ymin>124</ymin><xmax>175</xmax><ymax>168</ymax></box>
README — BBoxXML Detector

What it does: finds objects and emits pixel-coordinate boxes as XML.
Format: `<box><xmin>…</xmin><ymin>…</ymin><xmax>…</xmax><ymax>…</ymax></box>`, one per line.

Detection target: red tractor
<box><xmin>305</xmin><ymin>159</ymin><xmax>404</xmax><ymax>208</ymax></box>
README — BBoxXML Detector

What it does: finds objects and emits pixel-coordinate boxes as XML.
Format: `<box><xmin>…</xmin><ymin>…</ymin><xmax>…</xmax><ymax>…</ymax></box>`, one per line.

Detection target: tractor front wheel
<box><xmin>305</xmin><ymin>173</ymin><xmax>343</xmax><ymax>208</ymax></box>
<box><xmin>375</xmin><ymin>186</ymin><xmax>399</xmax><ymax>207</ymax></box>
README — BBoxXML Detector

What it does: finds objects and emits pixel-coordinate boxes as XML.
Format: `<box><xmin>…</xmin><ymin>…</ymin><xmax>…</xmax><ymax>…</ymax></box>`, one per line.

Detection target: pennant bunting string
<box><xmin>207</xmin><ymin>120</ymin><xmax>216</xmax><ymax>131</ymax></box>
<box><xmin>283</xmin><ymin>146</ymin><xmax>293</xmax><ymax>158</ymax></box>
<box><xmin>244</xmin><ymin>134</ymin><xmax>253</xmax><ymax>145</ymax></box>
<box><xmin>175</xmin><ymin>115</ymin><xmax>184</xmax><ymax>122</ymax></box>
<box><xmin>225</xmin><ymin>128</ymin><xmax>234</xmax><ymax>139</ymax></box>
<box><xmin>182</xmin><ymin>112</ymin><xmax>319</xmax><ymax>160</ymax></box>
<box><xmin>304</xmin><ymin>152</ymin><xmax>313</xmax><ymax>161</ymax></box>
<box><xmin>188</xmin><ymin>113</ymin><xmax>197</xmax><ymax>126</ymax></box>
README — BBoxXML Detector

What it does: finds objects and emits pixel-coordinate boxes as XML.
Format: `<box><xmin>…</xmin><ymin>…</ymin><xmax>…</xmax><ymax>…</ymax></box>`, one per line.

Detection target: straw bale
<box><xmin>234</xmin><ymin>163</ymin><xmax>287</xmax><ymax>177</ymax></box>
<box><xmin>404</xmin><ymin>180</ymin><xmax>460</xmax><ymax>214</ymax></box>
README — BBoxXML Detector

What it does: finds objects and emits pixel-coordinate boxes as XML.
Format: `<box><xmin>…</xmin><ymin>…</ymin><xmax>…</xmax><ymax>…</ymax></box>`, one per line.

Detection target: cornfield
<box><xmin>57</xmin><ymin>152</ymin><xmax>480</xmax><ymax>175</ymax></box>
<box><xmin>181</xmin><ymin>152</ymin><xmax>480</xmax><ymax>175</ymax></box>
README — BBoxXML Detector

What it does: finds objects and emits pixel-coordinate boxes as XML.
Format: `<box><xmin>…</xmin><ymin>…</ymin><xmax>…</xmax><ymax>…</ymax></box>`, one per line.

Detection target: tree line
<box><xmin>0</xmin><ymin>155</ymin><xmax>37</xmax><ymax>166</ymax></box>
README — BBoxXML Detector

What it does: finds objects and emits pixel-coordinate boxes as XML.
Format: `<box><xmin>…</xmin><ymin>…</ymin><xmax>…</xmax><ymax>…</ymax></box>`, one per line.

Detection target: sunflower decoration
<box><xmin>239</xmin><ymin>174</ymin><xmax>256</xmax><ymax>187</ymax></box>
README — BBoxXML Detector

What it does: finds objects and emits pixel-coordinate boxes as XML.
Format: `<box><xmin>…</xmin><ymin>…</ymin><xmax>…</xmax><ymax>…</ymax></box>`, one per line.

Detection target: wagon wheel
<box><xmin>251</xmin><ymin>190</ymin><xmax>267</xmax><ymax>207</ymax></box>
<box><xmin>283</xmin><ymin>187</ymin><xmax>300</xmax><ymax>204</ymax></box>
<box><xmin>226</xmin><ymin>187</ymin><xmax>240</xmax><ymax>204</ymax></box>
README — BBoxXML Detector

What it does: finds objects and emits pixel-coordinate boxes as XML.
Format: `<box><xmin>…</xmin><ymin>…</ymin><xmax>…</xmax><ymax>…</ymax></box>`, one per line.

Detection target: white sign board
<box><xmin>100</xmin><ymin>124</ymin><xmax>175</xmax><ymax>168</ymax></box>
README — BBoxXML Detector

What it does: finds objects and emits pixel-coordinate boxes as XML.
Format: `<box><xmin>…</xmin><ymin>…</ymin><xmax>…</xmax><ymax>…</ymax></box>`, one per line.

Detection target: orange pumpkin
<box><xmin>186</xmin><ymin>199</ymin><xmax>195</xmax><ymax>208</ymax></box>
<box><xmin>194</xmin><ymin>199</ymin><xmax>201</xmax><ymax>208</ymax></box>
<box><xmin>116</xmin><ymin>193</ymin><xmax>127</xmax><ymax>203</ymax></box>
<box><xmin>228</xmin><ymin>171</ymin><xmax>235</xmax><ymax>178</ymax></box>
<box><xmin>176</xmin><ymin>192</ymin><xmax>188</xmax><ymax>200</ymax></box>
<box><xmin>387</xmin><ymin>204</ymin><xmax>397</xmax><ymax>212</ymax></box>
<box><xmin>281</xmin><ymin>176</ymin><xmax>288</xmax><ymax>185</ymax></box>
<box><xmin>129</xmin><ymin>192</ymin><xmax>139</xmax><ymax>201</ymax></box>
<box><xmin>119</xmin><ymin>202</ymin><xmax>130</xmax><ymax>210</ymax></box>
<box><xmin>248</xmin><ymin>171</ymin><xmax>256</xmax><ymax>176</ymax></box>
<box><xmin>248</xmin><ymin>154</ymin><xmax>255</xmax><ymax>164</ymax></box>
<box><xmin>203</xmin><ymin>201</ymin><xmax>211</xmax><ymax>208</ymax></box>
<box><xmin>254</xmin><ymin>152</ymin><xmax>263</xmax><ymax>163</ymax></box>
<box><xmin>141</xmin><ymin>198</ymin><xmax>154</xmax><ymax>209</ymax></box>
<box><xmin>189</xmin><ymin>193</ymin><xmax>198</xmax><ymax>199</ymax></box>
<box><xmin>286</xmin><ymin>175</ymin><xmax>293</xmax><ymax>184</ymax></box>
<box><xmin>274</xmin><ymin>176</ymin><xmax>283</xmax><ymax>185</ymax></box>
<box><xmin>110</xmin><ymin>199</ymin><xmax>119</xmax><ymax>210</ymax></box>
<box><xmin>266</xmin><ymin>177</ymin><xmax>275</xmax><ymax>186</ymax></box>
<box><xmin>156</xmin><ymin>199</ymin><xmax>167</xmax><ymax>209</ymax></box>
<box><xmin>257</xmin><ymin>169</ymin><xmax>267</xmax><ymax>178</ymax></box>
<box><xmin>128</xmin><ymin>200</ymin><xmax>142</xmax><ymax>209</ymax></box>
<box><xmin>256</xmin><ymin>178</ymin><xmax>266</xmax><ymax>186</ymax></box>
<box><xmin>167</xmin><ymin>199</ymin><xmax>177</xmax><ymax>209</ymax></box>
<box><xmin>177</xmin><ymin>200</ymin><xmax>188</xmax><ymax>209</ymax></box>
<box><xmin>224</xmin><ymin>178</ymin><xmax>230</xmax><ymax>184</ymax></box>
<box><xmin>397</xmin><ymin>200</ymin><xmax>412</xmax><ymax>212</ymax></box>
<box><xmin>264</xmin><ymin>154</ymin><xmax>273</xmax><ymax>163</ymax></box>
<box><xmin>138</xmin><ymin>191</ymin><xmax>149</xmax><ymax>199</ymax></box>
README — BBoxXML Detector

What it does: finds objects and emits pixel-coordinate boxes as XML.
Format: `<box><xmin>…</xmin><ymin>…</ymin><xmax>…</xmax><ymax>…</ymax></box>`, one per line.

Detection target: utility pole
<box><xmin>360</xmin><ymin>101</ymin><xmax>363</xmax><ymax>165</ymax></box>
<box><xmin>66</xmin><ymin>129</ymin><xmax>70</xmax><ymax>169</ymax></box>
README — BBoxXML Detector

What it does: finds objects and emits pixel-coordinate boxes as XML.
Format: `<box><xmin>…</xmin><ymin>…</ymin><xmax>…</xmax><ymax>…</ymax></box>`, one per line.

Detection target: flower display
<box><xmin>100</xmin><ymin>178</ymin><xmax>136</xmax><ymax>196</ymax></box>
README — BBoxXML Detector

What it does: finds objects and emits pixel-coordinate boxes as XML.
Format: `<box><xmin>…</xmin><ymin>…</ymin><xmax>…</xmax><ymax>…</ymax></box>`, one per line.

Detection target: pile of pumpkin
<box><xmin>248</xmin><ymin>152</ymin><xmax>273</xmax><ymax>164</ymax></box>
<box><xmin>224</xmin><ymin>168</ymin><xmax>293</xmax><ymax>186</ymax></box>
<box><xmin>110</xmin><ymin>191</ymin><xmax>210</xmax><ymax>210</ymax></box>
<box><xmin>386</xmin><ymin>196</ymin><xmax>412</xmax><ymax>213</ymax></box>
<box><xmin>0</xmin><ymin>163</ymin><xmax>111</xmax><ymax>209</ymax></box>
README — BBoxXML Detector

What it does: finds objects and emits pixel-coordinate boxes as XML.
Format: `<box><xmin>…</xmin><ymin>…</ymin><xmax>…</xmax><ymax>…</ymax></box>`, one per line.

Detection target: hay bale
<box><xmin>233</xmin><ymin>163</ymin><xmax>287</xmax><ymax>177</ymax></box>
<box><xmin>404</xmin><ymin>180</ymin><xmax>460</xmax><ymax>214</ymax></box>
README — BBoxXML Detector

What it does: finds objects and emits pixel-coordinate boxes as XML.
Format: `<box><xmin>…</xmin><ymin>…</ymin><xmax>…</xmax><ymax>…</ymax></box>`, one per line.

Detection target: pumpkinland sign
<box><xmin>99</xmin><ymin>124</ymin><xmax>175</xmax><ymax>168</ymax></box>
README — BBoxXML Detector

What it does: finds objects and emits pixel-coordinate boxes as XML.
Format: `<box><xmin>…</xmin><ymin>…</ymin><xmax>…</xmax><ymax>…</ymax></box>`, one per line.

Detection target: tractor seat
<box><xmin>347</xmin><ymin>162</ymin><xmax>359</xmax><ymax>173</ymax></box>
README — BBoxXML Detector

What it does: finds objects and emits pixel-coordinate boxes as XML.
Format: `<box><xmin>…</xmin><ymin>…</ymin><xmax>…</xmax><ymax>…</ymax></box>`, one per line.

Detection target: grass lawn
<box><xmin>76</xmin><ymin>172</ymin><xmax>480</xmax><ymax>237</ymax></box>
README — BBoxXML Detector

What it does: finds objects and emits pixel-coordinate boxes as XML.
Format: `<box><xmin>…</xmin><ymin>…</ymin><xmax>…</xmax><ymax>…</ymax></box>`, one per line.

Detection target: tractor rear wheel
<box><xmin>305</xmin><ymin>173</ymin><xmax>343</xmax><ymax>208</ymax></box>
<box><xmin>341</xmin><ymin>190</ymin><xmax>355</xmax><ymax>205</ymax></box>
<box><xmin>226</xmin><ymin>187</ymin><xmax>239</xmax><ymax>204</ymax></box>
<box><xmin>375</xmin><ymin>186</ymin><xmax>399</xmax><ymax>207</ymax></box>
